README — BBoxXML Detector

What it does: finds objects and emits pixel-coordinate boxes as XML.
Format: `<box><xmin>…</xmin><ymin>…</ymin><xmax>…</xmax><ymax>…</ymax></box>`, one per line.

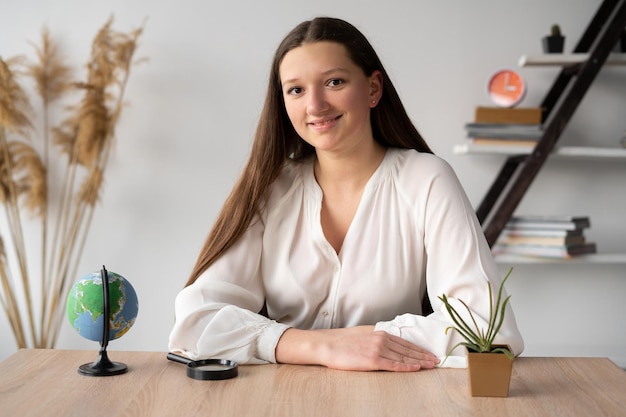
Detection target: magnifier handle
<box><xmin>167</xmin><ymin>352</ymin><xmax>194</xmax><ymax>365</ymax></box>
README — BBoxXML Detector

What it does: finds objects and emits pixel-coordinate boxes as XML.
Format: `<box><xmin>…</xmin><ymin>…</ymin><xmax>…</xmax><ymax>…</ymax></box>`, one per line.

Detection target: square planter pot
<box><xmin>542</xmin><ymin>35</ymin><xmax>565</xmax><ymax>53</ymax></box>
<box><xmin>467</xmin><ymin>352</ymin><xmax>513</xmax><ymax>397</ymax></box>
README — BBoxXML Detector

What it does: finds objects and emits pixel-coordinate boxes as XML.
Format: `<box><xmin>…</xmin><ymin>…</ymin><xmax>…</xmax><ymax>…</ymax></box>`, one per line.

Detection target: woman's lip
<box><xmin>307</xmin><ymin>115</ymin><xmax>341</xmax><ymax>127</ymax></box>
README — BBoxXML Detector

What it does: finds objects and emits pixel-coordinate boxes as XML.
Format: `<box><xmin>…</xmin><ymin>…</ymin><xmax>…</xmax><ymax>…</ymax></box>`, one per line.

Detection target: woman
<box><xmin>168</xmin><ymin>17</ymin><xmax>524</xmax><ymax>371</ymax></box>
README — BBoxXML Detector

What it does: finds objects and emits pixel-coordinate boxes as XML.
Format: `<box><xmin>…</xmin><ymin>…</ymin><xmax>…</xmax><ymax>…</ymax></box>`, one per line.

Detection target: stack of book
<box><xmin>463</xmin><ymin>106</ymin><xmax>543</xmax><ymax>152</ymax></box>
<box><xmin>493</xmin><ymin>215</ymin><xmax>597</xmax><ymax>259</ymax></box>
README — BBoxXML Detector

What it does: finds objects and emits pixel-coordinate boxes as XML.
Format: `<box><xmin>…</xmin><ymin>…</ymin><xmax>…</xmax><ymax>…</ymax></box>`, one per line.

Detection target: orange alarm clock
<box><xmin>487</xmin><ymin>69</ymin><xmax>526</xmax><ymax>108</ymax></box>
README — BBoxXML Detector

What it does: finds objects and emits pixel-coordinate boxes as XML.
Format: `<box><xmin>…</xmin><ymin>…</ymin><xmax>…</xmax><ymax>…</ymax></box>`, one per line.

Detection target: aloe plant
<box><xmin>438</xmin><ymin>267</ymin><xmax>515</xmax><ymax>360</ymax></box>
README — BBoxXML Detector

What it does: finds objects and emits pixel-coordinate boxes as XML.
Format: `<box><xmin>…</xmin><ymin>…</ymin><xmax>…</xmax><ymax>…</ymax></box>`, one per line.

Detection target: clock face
<box><xmin>487</xmin><ymin>69</ymin><xmax>526</xmax><ymax>107</ymax></box>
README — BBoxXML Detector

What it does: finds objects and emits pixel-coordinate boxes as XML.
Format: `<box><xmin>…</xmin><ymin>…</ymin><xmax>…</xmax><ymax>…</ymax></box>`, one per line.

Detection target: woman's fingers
<box><xmin>385</xmin><ymin>332</ymin><xmax>438</xmax><ymax>360</ymax></box>
<box><xmin>372</xmin><ymin>331</ymin><xmax>439</xmax><ymax>369</ymax></box>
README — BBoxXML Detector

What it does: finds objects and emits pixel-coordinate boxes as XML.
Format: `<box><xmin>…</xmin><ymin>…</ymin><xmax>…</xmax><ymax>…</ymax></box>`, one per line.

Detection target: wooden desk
<box><xmin>1</xmin><ymin>349</ymin><xmax>625</xmax><ymax>417</ymax></box>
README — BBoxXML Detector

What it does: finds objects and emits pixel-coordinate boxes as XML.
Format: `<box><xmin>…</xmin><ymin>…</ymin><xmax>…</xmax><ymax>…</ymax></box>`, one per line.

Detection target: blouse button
<box><xmin>322</xmin><ymin>311</ymin><xmax>329</xmax><ymax>317</ymax></box>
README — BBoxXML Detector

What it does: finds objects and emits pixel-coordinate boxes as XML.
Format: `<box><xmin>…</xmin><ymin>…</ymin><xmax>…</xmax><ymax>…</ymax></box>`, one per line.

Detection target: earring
<box><xmin>371</xmin><ymin>100</ymin><xmax>376</xmax><ymax>105</ymax></box>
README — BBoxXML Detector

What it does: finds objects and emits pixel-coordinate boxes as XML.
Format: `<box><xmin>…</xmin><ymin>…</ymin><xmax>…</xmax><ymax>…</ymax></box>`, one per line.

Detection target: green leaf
<box><xmin>491</xmin><ymin>346</ymin><xmax>515</xmax><ymax>360</ymax></box>
<box><xmin>486</xmin><ymin>267</ymin><xmax>513</xmax><ymax>344</ymax></box>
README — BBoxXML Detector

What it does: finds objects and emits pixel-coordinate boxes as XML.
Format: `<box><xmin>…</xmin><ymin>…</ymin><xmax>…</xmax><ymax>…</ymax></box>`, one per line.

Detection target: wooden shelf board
<box><xmin>519</xmin><ymin>53</ymin><xmax>626</xmax><ymax>67</ymax></box>
<box><xmin>494</xmin><ymin>253</ymin><xmax>626</xmax><ymax>264</ymax></box>
<box><xmin>453</xmin><ymin>144</ymin><xmax>626</xmax><ymax>159</ymax></box>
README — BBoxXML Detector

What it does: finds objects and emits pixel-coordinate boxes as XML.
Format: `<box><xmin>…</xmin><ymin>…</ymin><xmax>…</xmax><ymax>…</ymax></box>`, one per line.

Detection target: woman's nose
<box><xmin>306</xmin><ymin>88</ymin><xmax>329</xmax><ymax>114</ymax></box>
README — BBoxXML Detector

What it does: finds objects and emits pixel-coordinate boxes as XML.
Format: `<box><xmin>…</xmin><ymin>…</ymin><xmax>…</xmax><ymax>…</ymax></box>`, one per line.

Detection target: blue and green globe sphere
<box><xmin>66</xmin><ymin>270</ymin><xmax>138</xmax><ymax>342</ymax></box>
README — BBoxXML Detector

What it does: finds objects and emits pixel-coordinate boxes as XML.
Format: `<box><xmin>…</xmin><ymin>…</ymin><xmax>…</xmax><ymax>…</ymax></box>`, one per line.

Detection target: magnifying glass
<box><xmin>167</xmin><ymin>352</ymin><xmax>238</xmax><ymax>380</ymax></box>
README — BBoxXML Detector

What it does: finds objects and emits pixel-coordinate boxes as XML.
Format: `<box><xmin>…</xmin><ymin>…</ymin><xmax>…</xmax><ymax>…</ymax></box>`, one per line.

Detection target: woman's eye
<box><xmin>327</xmin><ymin>79</ymin><xmax>344</xmax><ymax>87</ymax></box>
<box><xmin>287</xmin><ymin>86</ymin><xmax>303</xmax><ymax>95</ymax></box>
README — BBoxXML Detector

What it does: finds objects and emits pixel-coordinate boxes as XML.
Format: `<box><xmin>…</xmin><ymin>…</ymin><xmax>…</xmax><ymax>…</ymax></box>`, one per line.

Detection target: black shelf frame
<box><xmin>477</xmin><ymin>0</ymin><xmax>626</xmax><ymax>247</ymax></box>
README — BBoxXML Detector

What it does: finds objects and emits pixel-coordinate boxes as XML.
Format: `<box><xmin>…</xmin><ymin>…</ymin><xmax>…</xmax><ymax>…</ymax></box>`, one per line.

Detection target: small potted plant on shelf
<box><xmin>438</xmin><ymin>267</ymin><xmax>515</xmax><ymax>398</ymax></box>
<box><xmin>543</xmin><ymin>24</ymin><xmax>565</xmax><ymax>53</ymax></box>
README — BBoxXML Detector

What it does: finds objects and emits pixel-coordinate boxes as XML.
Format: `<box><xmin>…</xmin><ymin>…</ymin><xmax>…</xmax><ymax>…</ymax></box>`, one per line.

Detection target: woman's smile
<box><xmin>308</xmin><ymin>115</ymin><xmax>342</xmax><ymax>130</ymax></box>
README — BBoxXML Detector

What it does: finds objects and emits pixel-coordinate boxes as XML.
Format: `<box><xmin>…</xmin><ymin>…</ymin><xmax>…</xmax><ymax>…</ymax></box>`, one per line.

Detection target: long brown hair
<box><xmin>185</xmin><ymin>17</ymin><xmax>433</xmax><ymax>286</ymax></box>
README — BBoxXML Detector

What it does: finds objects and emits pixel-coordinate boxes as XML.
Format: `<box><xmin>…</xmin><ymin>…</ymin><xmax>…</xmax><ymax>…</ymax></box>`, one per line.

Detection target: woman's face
<box><xmin>279</xmin><ymin>41</ymin><xmax>382</xmax><ymax>155</ymax></box>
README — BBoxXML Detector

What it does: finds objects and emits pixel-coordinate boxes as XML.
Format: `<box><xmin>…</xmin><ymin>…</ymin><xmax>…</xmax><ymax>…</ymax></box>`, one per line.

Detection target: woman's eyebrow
<box><xmin>282</xmin><ymin>67</ymin><xmax>350</xmax><ymax>85</ymax></box>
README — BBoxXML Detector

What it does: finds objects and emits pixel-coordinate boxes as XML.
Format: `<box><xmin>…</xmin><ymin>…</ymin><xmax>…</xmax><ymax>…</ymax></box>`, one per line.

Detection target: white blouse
<box><xmin>168</xmin><ymin>148</ymin><xmax>524</xmax><ymax>366</ymax></box>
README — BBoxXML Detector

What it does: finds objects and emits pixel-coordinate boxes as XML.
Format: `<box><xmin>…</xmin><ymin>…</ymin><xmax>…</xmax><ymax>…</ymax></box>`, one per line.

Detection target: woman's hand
<box><xmin>275</xmin><ymin>326</ymin><xmax>439</xmax><ymax>371</ymax></box>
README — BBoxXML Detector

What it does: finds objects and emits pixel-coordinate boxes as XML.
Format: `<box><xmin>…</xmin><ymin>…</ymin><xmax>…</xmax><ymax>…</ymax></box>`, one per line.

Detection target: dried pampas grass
<box><xmin>0</xmin><ymin>57</ymin><xmax>33</xmax><ymax>136</ymax></box>
<box><xmin>0</xmin><ymin>16</ymin><xmax>144</xmax><ymax>349</ymax></box>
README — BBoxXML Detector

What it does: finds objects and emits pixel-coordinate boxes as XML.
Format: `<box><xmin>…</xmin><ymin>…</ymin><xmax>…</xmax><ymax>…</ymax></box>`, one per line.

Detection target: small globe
<box><xmin>66</xmin><ymin>270</ymin><xmax>138</xmax><ymax>342</ymax></box>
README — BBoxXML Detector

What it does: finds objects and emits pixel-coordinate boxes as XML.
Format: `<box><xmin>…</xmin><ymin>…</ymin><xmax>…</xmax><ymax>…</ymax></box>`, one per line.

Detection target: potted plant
<box><xmin>543</xmin><ymin>24</ymin><xmax>565</xmax><ymax>53</ymax></box>
<box><xmin>438</xmin><ymin>267</ymin><xmax>515</xmax><ymax>397</ymax></box>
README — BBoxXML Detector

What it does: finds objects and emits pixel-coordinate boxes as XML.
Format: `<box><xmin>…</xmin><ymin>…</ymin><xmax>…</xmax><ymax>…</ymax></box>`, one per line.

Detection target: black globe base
<box><xmin>78</xmin><ymin>349</ymin><xmax>127</xmax><ymax>377</ymax></box>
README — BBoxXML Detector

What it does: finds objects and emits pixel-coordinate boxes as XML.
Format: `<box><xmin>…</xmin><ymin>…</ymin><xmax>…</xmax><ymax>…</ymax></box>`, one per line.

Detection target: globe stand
<box><xmin>78</xmin><ymin>265</ymin><xmax>128</xmax><ymax>376</ymax></box>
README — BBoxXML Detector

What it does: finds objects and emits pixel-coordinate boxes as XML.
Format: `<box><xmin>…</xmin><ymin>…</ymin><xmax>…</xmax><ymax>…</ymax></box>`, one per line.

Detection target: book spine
<box><xmin>493</xmin><ymin>242</ymin><xmax>597</xmax><ymax>258</ymax></box>
<box><xmin>499</xmin><ymin>235</ymin><xmax>586</xmax><ymax>246</ymax></box>
<box><xmin>474</xmin><ymin>107</ymin><xmax>543</xmax><ymax>124</ymax></box>
<box><xmin>467</xmin><ymin>131</ymin><xmax>542</xmax><ymax>139</ymax></box>
<box><xmin>471</xmin><ymin>138</ymin><xmax>538</xmax><ymax>147</ymax></box>
<box><xmin>505</xmin><ymin>223</ymin><xmax>585</xmax><ymax>231</ymax></box>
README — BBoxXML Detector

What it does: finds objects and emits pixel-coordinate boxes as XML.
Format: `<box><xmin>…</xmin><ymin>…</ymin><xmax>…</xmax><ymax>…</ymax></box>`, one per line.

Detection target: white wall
<box><xmin>1</xmin><ymin>0</ymin><xmax>624</xmax><ymax>367</ymax></box>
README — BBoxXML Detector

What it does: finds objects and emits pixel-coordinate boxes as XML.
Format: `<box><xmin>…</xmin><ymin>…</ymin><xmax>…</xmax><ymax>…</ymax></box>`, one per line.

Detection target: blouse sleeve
<box><xmin>168</xmin><ymin>215</ymin><xmax>291</xmax><ymax>364</ymax></box>
<box><xmin>375</xmin><ymin>155</ymin><xmax>524</xmax><ymax>368</ymax></box>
